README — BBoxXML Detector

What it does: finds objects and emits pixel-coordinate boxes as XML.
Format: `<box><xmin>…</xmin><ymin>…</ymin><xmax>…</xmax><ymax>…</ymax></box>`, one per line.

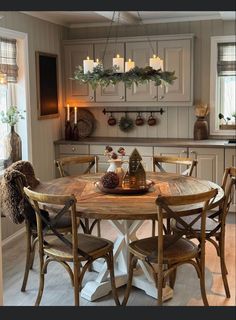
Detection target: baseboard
<box><xmin>2</xmin><ymin>227</ymin><xmax>25</xmax><ymax>247</ymax></box>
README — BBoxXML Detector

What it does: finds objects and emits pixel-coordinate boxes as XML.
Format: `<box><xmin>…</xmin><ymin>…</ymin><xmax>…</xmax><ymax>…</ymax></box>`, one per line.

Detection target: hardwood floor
<box><xmin>2</xmin><ymin>214</ymin><xmax>235</xmax><ymax>306</ymax></box>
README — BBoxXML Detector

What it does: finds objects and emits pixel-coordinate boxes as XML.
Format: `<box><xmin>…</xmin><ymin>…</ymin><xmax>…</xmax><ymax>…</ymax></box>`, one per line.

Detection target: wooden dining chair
<box><xmin>153</xmin><ymin>155</ymin><xmax>198</xmax><ymax>176</ymax></box>
<box><xmin>151</xmin><ymin>155</ymin><xmax>198</xmax><ymax>236</ymax></box>
<box><xmin>171</xmin><ymin>167</ymin><xmax>236</xmax><ymax>298</ymax></box>
<box><xmin>122</xmin><ymin>188</ymin><xmax>218</xmax><ymax>306</ymax></box>
<box><xmin>23</xmin><ymin>187</ymin><xmax>120</xmax><ymax>306</ymax></box>
<box><xmin>55</xmin><ymin>155</ymin><xmax>101</xmax><ymax>237</ymax></box>
<box><xmin>15</xmin><ymin>176</ymin><xmax>76</xmax><ymax>293</ymax></box>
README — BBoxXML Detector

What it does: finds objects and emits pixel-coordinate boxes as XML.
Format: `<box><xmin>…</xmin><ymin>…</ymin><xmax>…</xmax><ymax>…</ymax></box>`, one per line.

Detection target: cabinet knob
<box><xmin>152</xmin><ymin>96</ymin><xmax>157</xmax><ymax>99</ymax></box>
<box><xmin>120</xmin><ymin>96</ymin><xmax>124</xmax><ymax>100</ymax></box>
<box><xmin>89</xmin><ymin>96</ymin><xmax>94</xmax><ymax>100</ymax></box>
<box><xmin>159</xmin><ymin>95</ymin><xmax>164</xmax><ymax>100</ymax></box>
<box><xmin>72</xmin><ymin>147</ymin><xmax>75</xmax><ymax>152</ymax></box>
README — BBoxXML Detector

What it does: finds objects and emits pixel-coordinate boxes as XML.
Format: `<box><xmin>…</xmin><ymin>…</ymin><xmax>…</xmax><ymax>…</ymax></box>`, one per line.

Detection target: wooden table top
<box><xmin>34</xmin><ymin>172</ymin><xmax>224</xmax><ymax>220</ymax></box>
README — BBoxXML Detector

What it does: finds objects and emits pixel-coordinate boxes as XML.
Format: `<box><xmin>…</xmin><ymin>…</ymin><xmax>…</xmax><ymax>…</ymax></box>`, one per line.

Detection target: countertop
<box><xmin>54</xmin><ymin>137</ymin><xmax>236</xmax><ymax>149</ymax></box>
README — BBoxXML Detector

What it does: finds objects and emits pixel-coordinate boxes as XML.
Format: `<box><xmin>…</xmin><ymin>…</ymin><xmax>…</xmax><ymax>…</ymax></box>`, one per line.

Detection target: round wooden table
<box><xmin>35</xmin><ymin>172</ymin><xmax>224</xmax><ymax>302</ymax></box>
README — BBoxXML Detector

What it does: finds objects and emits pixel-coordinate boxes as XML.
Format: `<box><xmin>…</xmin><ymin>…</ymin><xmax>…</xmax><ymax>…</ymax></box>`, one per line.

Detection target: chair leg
<box><xmin>122</xmin><ymin>253</ymin><xmax>135</xmax><ymax>306</ymax></box>
<box><xmin>169</xmin><ymin>267</ymin><xmax>177</xmax><ymax>289</ymax></box>
<box><xmin>107</xmin><ymin>251</ymin><xmax>120</xmax><ymax>306</ymax></box>
<box><xmin>21</xmin><ymin>228</ymin><xmax>32</xmax><ymax>292</ymax></box>
<box><xmin>157</xmin><ymin>270</ymin><xmax>163</xmax><ymax>306</ymax></box>
<box><xmin>219</xmin><ymin>237</ymin><xmax>230</xmax><ymax>298</ymax></box>
<box><xmin>35</xmin><ymin>264</ymin><xmax>45</xmax><ymax>306</ymax></box>
<box><xmin>73</xmin><ymin>261</ymin><xmax>80</xmax><ymax>306</ymax></box>
<box><xmin>198</xmin><ymin>255</ymin><xmax>209</xmax><ymax>306</ymax></box>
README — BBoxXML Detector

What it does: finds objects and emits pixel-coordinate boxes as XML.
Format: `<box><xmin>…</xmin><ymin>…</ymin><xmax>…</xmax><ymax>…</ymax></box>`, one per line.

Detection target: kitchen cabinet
<box><xmin>225</xmin><ymin>148</ymin><xmax>236</xmax><ymax>212</ymax></box>
<box><xmin>157</xmin><ymin>39</ymin><xmax>192</xmax><ymax>103</ymax></box>
<box><xmin>64</xmin><ymin>44</ymin><xmax>94</xmax><ymax>104</ymax></box>
<box><xmin>94</xmin><ymin>43</ymin><xmax>125</xmax><ymax>102</ymax></box>
<box><xmin>189</xmin><ymin>147</ymin><xmax>224</xmax><ymax>185</ymax></box>
<box><xmin>126</xmin><ymin>41</ymin><xmax>157</xmax><ymax>102</ymax></box>
<box><xmin>153</xmin><ymin>146</ymin><xmax>189</xmax><ymax>174</ymax></box>
<box><xmin>63</xmin><ymin>34</ymin><xmax>194</xmax><ymax>106</ymax></box>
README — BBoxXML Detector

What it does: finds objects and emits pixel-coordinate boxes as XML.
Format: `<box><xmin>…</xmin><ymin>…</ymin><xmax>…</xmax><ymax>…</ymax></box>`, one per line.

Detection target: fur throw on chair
<box><xmin>0</xmin><ymin>161</ymin><xmax>40</xmax><ymax>224</ymax></box>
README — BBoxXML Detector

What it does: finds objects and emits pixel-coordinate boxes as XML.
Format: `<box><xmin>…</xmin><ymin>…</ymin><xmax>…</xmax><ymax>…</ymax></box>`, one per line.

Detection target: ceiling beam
<box><xmin>94</xmin><ymin>11</ymin><xmax>139</xmax><ymax>25</ymax></box>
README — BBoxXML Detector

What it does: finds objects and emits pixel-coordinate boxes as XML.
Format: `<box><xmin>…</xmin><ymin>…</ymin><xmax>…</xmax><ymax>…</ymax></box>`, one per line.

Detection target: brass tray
<box><xmin>95</xmin><ymin>180</ymin><xmax>155</xmax><ymax>195</ymax></box>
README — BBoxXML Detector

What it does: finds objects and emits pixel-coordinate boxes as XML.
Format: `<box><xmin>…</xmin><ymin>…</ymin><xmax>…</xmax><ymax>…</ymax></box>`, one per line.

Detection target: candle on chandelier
<box><xmin>112</xmin><ymin>54</ymin><xmax>124</xmax><ymax>73</ymax></box>
<box><xmin>66</xmin><ymin>104</ymin><xmax>70</xmax><ymax>121</ymax></box>
<box><xmin>125</xmin><ymin>58</ymin><xmax>135</xmax><ymax>72</ymax></box>
<box><xmin>74</xmin><ymin>107</ymin><xmax>77</xmax><ymax>124</ymax></box>
<box><xmin>83</xmin><ymin>56</ymin><xmax>94</xmax><ymax>74</ymax></box>
<box><xmin>149</xmin><ymin>54</ymin><xmax>163</xmax><ymax>70</ymax></box>
<box><xmin>93</xmin><ymin>58</ymin><xmax>100</xmax><ymax>69</ymax></box>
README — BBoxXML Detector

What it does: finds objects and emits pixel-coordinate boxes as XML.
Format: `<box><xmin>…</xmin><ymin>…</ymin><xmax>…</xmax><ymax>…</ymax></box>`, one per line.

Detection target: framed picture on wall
<box><xmin>36</xmin><ymin>51</ymin><xmax>59</xmax><ymax>119</ymax></box>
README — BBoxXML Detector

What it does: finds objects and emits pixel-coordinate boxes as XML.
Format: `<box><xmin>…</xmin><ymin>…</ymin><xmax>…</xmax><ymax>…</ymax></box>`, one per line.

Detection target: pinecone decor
<box><xmin>101</xmin><ymin>172</ymin><xmax>119</xmax><ymax>189</ymax></box>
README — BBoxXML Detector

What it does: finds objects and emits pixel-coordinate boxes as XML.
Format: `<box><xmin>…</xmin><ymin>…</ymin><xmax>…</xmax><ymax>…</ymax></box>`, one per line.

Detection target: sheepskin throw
<box><xmin>0</xmin><ymin>161</ymin><xmax>40</xmax><ymax>224</ymax></box>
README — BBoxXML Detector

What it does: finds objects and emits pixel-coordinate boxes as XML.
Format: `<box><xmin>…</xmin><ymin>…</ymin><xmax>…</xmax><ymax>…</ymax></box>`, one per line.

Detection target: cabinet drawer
<box><xmin>59</xmin><ymin>144</ymin><xmax>89</xmax><ymax>155</ymax></box>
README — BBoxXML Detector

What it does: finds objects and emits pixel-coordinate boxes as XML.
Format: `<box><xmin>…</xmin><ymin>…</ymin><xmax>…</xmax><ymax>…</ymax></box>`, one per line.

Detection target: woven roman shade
<box><xmin>217</xmin><ymin>42</ymin><xmax>236</xmax><ymax>76</ymax></box>
<box><xmin>0</xmin><ymin>37</ymin><xmax>18</xmax><ymax>83</ymax></box>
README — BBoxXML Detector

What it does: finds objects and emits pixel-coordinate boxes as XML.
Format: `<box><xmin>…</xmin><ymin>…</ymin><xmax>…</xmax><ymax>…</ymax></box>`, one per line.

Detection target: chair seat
<box><xmin>173</xmin><ymin>216</ymin><xmax>219</xmax><ymax>234</ymax></box>
<box><xmin>129</xmin><ymin>235</ymin><xmax>198</xmax><ymax>264</ymax></box>
<box><xmin>44</xmin><ymin>233</ymin><xmax>113</xmax><ymax>261</ymax></box>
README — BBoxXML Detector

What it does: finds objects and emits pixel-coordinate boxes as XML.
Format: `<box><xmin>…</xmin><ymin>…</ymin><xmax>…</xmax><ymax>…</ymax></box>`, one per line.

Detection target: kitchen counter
<box><xmin>54</xmin><ymin>137</ymin><xmax>236</xmax><ymax>149</ymax></box>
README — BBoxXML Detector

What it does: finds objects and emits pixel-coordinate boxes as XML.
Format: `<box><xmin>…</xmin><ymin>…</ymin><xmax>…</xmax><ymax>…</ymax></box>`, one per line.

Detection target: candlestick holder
<box><xmin>65</xmin><ymin>120</ymin><xmax>72</xmax><ymax>140</ymax></box>
<box><xmin>72</xmin><ymin>123</ymin><xmax>79</xmax><ymax>140</ymax></box>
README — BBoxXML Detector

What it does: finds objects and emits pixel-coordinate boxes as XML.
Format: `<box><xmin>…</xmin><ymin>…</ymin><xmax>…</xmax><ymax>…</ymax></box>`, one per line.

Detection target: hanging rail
<box><xmin>102</xmin><ymin>108</ymin><xmax>165</xmax><ymax>115</ymax></box>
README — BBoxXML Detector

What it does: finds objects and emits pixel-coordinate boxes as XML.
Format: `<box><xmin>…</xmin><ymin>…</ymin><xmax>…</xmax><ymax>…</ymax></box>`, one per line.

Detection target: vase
<box><xmin>3</xmin><ymin>126</ymin><xmax>22</xmax><ymax>168</ymax></box>
<box><xmin>194</xmin><ymin>116</ymin><xmax>209</xmax><ymax>140</ymax></box>
<box><xmin>107</xmin><ymin>159</ymin><xmax>125</xmax><ymax>187</ymax></box>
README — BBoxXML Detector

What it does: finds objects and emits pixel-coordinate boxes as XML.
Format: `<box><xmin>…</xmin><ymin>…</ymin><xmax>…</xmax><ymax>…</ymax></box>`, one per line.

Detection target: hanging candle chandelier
<box><xmin>73</xmin><ymin>11</ymin><xmax>176</xmax><ymax>90</ymax></box>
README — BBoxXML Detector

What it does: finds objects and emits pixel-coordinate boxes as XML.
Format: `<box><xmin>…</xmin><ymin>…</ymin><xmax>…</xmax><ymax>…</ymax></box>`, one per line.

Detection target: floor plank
<box><xmin>2</xmin><ymin>214</ymin><xmax>235</xmax><ymax>306</ymax></box>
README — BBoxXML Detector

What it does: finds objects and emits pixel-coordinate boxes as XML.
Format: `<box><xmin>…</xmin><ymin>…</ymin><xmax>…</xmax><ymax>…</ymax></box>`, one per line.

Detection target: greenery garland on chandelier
<box><xmin>73</xmin><ymin>64</ymin><xmax>177</xmax><ymax>90</ymax></box>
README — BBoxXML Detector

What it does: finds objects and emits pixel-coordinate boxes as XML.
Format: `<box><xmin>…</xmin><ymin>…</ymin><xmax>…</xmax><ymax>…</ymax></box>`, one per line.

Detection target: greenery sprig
<box><xmin>73</xmin><ymin>64</ymin><xmax>177</xmax><ymax>90</ymax></box>
<box><xmin>0</xmin><ymin>106</ymin><xmax>25</xmax><ymax>126</ymax></box>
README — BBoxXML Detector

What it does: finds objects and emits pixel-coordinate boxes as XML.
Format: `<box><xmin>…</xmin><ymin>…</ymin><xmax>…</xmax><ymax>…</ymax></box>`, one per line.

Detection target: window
<box><xmin>0</xmin><ymin>37</ymin><xmax>19</xmax><ymax>170</ymax></box>
<box><xmin>210</xmin><ymin>36</ymin><xmax>236</xmax><ymax>135</ymax></box>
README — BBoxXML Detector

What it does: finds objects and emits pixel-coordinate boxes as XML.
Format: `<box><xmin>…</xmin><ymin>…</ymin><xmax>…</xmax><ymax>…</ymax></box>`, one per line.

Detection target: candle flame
<box><xmin>67</xmin><ymin>104</ymin><xmax>69</xmax><ymax>107</ymax></box>
<box><xmin>128</xmin><ymin>59</ymin><xmax>131</xmax><ymax>62</ymax></box>
<box><xmin>87</xmin><ymin>56</ymin><xmax>90</xmax><ymax>60</ymax></box>
<box><xmin>153</xmin><ymin>54</ymin><xmax>156</xmax><ymax>58</ymax></box>
<box><xmin>96</xmin><ymin>58</ymin><xmax>99</xmax><ymax>62</ymax></box>
<box><xmin>116</xmin><ymin>54</ymin><xmax>120</xmax><ymax>58</ymax></box>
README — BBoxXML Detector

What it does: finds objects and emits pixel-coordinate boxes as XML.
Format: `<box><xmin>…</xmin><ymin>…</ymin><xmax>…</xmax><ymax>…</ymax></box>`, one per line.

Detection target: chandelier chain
<box><xmin>114</xmin><ymin>11</ymin><xmax>121</xmax><ymax>57</ymax></box>
<box><xmin>137</xmin><ymin>11</ymin><xmax>156</xmax><ymax>55</ymax></box>
<box><xmin>102</xmin><ymin>11</ymin><xmax>116</xmax><ymax>63</ymax></box>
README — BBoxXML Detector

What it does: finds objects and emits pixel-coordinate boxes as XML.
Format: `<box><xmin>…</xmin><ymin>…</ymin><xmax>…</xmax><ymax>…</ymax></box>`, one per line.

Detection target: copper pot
<box><xmin>108</xmin><ymin>114</ymin><xmax>117</xmax><ymax>126</ymax></box>
<box><xmin>148</xmin><ymin>113</ymin><xmax>156</xmax><ymax>126</ymax></box>
<box><xmin>135</xmin><ymin>113</ymin><xmax>145</xmax><ymax>126</ymax></box>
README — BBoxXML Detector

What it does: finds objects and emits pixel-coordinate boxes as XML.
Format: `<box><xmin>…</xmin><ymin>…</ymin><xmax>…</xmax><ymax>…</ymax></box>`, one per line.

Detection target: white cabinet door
<box><xmin>158</xmin><ymin>39</ymin><xmax>192</xmax><ymax>103</ymax></box>
<box><xmin>126</xmin><ymin>41</ymin><xmax>157</xmax><ymax>102</ymax></box>
<box><xmin>189</xmin><ymin>147</ymin><xmax>224</xmax><ymax>184</ymax></box>
<box><xmin>153</xmin><ymin>147</ymin><xmax>188</xmax><ymax>174</ymax></box>
<box><xmin>64</xmin><ymin>44</ymin><xmax>94</xmax><ymax>103</ymax></box>
<box><xmin>95</xmin><ymin>43</ymin><xmax>125</xmax><ymax>102</ymax></box>
<box><xmin>225</xmin><ymin>148</ymin><xmax>236</xmax><ymax>212</ymax></box>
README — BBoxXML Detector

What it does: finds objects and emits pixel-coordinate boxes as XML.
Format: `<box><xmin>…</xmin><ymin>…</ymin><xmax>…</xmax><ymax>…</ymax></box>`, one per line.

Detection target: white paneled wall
<box><xmin>0</xmin><ymin>12</ymin><xmax>68</xmax><ymax>240</ymax></box>
<box><xmin>89</xmin><ymin>106</ymin><xmax>195</xmax><ymax>139</ymax></box>
<box><xmin>69</xmin><ymin>19</ymin><xmax>235</xmax><ymax>139</ymax></box>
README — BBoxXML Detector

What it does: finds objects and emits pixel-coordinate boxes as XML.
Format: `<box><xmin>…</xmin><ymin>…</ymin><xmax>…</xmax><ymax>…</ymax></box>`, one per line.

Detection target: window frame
<box><xmin>210</xmin><ymin>35</ymin><xmax>236</xmax><ymax>136</ymax></box>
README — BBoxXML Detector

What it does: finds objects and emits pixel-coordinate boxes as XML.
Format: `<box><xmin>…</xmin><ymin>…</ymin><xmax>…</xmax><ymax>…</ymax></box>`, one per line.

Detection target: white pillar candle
<box><xmin>149</xmin><ymin>54</ymin><xmax>163</xmax><ymax>70</ymax></box>
<box><xmin>93</xmin><ymin>58</ymin><xmax>100</xmax><ymax>69</ymax></box>
<box><xmin>74</xmin><ymin>107</ymin><xmax>77</xmax><ymax>124</ymax></box>
<box><xmin>66</xmin><ymin>104</ymin><xmax>70</xmax><ymax>121</ymax></box>
<box><xmin>112</xmin><ymin>54</ymin><xmax>124</xmax><ymax>73</ymax></box>
<box><xmin>83</xmin><ymin>56</ymin><xmax>94</xmax><ymax>74</ymax></box>
<box><xmin>125</xmin><ymin>59</ymin><xmax>135</xmax><ymax>72</ymax></box>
